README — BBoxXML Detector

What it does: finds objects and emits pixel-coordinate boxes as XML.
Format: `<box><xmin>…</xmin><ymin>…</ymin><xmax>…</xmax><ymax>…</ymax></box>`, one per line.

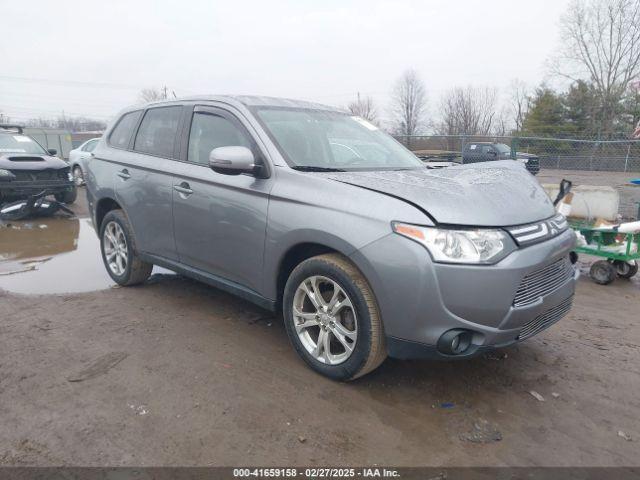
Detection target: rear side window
<box><xmin>109</xmin><ymin>111</ymin><xmax>142</xmax><ymax>149</ymax></box>
<box><xmin>187</xmin><ymin>112</ymin><xmax>252</xmax><ymax>165</ymax></box>
<box><xmin>134</xmin><ymin>106</ymin><xmax>182</xmax><ymax>158</ymax></box>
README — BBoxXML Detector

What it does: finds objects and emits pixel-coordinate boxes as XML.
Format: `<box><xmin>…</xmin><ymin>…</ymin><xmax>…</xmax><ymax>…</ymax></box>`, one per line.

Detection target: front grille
<box><xmin>517</xmin><ymin>295</ymin><xmax>573</xmax><ymax>340</ymax></box>
<box><xmin>513</xmin><ymin>256</ymin><xmax>574</xmax><ymax>307</ymax></box>
<box><xmin>9</xmin><ymin>169</ymin><xmax>65</xmax><ymax>181</ymax></box>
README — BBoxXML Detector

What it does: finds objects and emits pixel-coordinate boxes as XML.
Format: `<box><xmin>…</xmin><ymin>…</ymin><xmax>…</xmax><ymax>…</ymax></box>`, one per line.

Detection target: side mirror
<box><xmin>209</xmin><ymin>146</ymin><xmax>256</xmax><ymax>175</ymax></box>
<box><xmin>47</xmin><ymin>148</ymin><xmax>57</xmax><ymax>156</ymax></box>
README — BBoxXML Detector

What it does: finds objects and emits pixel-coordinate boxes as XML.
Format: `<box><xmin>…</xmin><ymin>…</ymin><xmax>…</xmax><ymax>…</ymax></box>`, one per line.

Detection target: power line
<box><xmin>0</xmin><ymin>75</ymin><xmax>143</xmax><ymax>90</ymax></box>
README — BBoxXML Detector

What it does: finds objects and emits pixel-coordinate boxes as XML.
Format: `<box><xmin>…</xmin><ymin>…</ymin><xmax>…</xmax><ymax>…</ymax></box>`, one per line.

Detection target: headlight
<box><xmin>0</xmin><ymin>169</ymin><xmax>16</xmax><ymax>182</ymax></box>
<box><xmin>392</xmin><ymin>222</ymin><xmax>514</xmax><ymax>264</ymax></box>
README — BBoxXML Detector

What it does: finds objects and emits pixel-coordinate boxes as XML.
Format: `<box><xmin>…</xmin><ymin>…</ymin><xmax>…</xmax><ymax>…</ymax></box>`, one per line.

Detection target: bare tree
<box><xmin>493</xmin><ymin>105</ymin><xmax>512</xmax><ymax>137</ymax></box>
<box><xmin>437</xmin><ymin>86</ymin><xmax>498</xmax><ymax>136</ymax></box>
<box><xmin>390</xmin><ymin>69</ymin><xmax>427</xmax><ymax>136</ymax></box>
<box><xmin>552</xmin><ymin>0</ymin><xmax>640</xmax><ymax>134</ymax></box>
<box><xmin>138</xmin><ymin>86</ymin><xmax>176</xmax><ymax>103</ymax></box>
<box><xmin>20</xmin><ymin>116</ymin><xmax>107</xmax><ymax>131</ymax></box>
<box><xmin>347</xmin><ymin>93</ymin><xmax>378</xmax><ymax>124</ymax></box>
<box><xmin>509</xmin><ymin>79</ymin><xmax>531</xmax><ymax>132</ymax></box>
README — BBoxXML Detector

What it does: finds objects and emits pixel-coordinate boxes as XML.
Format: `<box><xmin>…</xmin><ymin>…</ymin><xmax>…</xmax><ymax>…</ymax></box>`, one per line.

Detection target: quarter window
<box><xmin>187</xmin><ymin>112</ymin><xmax>252</xmax><ymax>165</ymax></box>
<box><xmin>109</xmin><ymin>111</ymin><xmax>142</xmax><ymax>149</ymax></box>
<box><xmin>83</xmin><ymin>139</ymin><xmax>99</xmax><ymax>152</ymax></box>
<box><xmin>133</xmin><ymin>106</ymin><xmax>182</xmax><ymax>158</ymax></box>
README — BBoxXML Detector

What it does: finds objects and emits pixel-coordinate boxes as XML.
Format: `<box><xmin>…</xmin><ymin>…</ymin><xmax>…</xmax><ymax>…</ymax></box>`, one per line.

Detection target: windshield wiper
<box><xmin>291</xmin><ymin>166</ymin><xmax>347</xmax><ymax>172</ymax></box>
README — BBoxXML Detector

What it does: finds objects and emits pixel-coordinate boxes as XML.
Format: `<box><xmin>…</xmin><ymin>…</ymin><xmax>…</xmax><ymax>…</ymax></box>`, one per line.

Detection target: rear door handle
<box><xmin>174</xmin><ymin>182</ymin><xmax>193</xmax><ymax>196</ymax></box>
<box><xmin>117</xmin><ymin>169</ymin><xmax>131</xmax><ymax>180</ymax></box>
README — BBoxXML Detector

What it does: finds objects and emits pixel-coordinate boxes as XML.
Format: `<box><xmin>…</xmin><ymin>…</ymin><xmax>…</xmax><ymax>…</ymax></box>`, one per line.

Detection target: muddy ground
<box><xmin>0</xmin><ymin>174</ymin><xmax>639</xmax><ymax>467</ymax></box>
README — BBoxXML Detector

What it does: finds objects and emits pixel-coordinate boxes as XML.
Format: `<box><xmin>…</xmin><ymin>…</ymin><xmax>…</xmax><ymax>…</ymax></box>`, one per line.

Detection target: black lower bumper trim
<box><xmin>386</xmin><ymin>336</ymin><xmax>517</xmax><ymax>361</ymax></box>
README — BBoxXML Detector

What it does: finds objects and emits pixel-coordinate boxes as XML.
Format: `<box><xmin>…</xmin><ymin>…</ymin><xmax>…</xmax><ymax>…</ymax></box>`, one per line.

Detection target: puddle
<box><xmin>0</xmin><ymin>217</ymin><xmax>170</xmax><ymax>294</ymax></box>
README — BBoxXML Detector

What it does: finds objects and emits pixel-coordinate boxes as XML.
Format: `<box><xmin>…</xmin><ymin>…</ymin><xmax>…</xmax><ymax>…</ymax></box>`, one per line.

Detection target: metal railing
<box><xmin>394</xmin><ymin>134</ymin><xmax>640</xmax><ymax>173</ymax></box>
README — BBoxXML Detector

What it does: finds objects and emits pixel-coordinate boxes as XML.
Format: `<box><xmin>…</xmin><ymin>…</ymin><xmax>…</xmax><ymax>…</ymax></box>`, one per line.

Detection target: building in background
<box><xmin>23</xmin><ymin>127</ymin><xmax>73</xmax><ymax>160</ymax></box>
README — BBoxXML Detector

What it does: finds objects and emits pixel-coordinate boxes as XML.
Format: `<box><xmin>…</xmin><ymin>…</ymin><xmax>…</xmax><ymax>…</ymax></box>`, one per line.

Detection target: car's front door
<box><xmin>171</xmin><ymin>106</ymin><xmax>272</xmax><ymax>293</ymax></box>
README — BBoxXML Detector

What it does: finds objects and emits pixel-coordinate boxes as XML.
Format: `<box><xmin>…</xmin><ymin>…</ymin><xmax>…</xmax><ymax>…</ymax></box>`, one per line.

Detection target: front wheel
<box><xmin>73</xmin><ymin>166</ymin><xmax>85</xmax><ymax>186</ymax></box>
<box><xmin>283</xmin><ymin>253</ymin><xmax>386</xmax><ymax>381</ymax></box>
<box><xmin>590</xmin><ymin>260</ymin><xmax>616</xmax><ymax>285</ymax></box>
<box><xmin>55</xmin><ymin>186</ymin><xmax>77</xmax><ymax>204</ymax></box>
<box><xmin>100</xmin><ymin>209</ymin><xmax>153</xmax><ymax>286</ymax></box>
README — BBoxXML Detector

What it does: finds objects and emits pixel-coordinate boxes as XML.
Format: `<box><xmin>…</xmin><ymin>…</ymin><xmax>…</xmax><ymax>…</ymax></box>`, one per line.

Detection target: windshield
<box><xmin>255</xmin><ymin>108</ymin><xmax>424</xmax><ymax>171</ymax></box>
<box><xmin>494</xmin><ymin>143</ymin><xmax>511</xmax><ymax>154</ymax></box>
<box><xmin>0</xmin><ymin>133</ymin><xmax>48</xmax><ymax>155</ymax></box>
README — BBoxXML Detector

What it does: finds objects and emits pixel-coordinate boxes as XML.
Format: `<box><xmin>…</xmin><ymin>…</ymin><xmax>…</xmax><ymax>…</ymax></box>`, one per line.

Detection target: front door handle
<box><xmin>116</xmin><ymin>169</ymin><xmax>131</xmax><ymax>180</ymax></box>
<box><xmin>174</xmin><ymin>182</ymin><xmax>193</xmax><ymax>196</ymax></box>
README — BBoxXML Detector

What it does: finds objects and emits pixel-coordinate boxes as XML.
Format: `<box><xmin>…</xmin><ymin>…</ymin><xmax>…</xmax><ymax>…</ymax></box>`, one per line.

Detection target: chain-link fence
<box><xmin>394</xmin><ymin>135</ymin><xmax>640</xmax><ymax>173</ymax></box>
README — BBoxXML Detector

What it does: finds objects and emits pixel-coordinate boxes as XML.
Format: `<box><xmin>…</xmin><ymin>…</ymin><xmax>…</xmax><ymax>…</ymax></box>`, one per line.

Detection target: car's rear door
<box><xmin>171</xmin><ymin>105</ymin><xmax>272</xmax><ymax>293</ymax></box>
<box><xmin>114</xmin><ymin>105</ymin><xmax>184</xmax><ymax>261</ymax></box>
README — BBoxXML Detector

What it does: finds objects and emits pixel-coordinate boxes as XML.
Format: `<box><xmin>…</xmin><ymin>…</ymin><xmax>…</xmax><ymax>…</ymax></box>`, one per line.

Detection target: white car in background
<box><xmin>68</xmin><ymin>137</ymin><xmax>100</xmax><ymax>186</ymax></box>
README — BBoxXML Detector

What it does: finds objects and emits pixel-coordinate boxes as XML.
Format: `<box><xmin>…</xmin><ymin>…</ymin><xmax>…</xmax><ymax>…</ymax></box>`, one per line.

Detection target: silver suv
<box><xmin>86</xmin><ymin>96</ymin><xmax>578</xmax><ymax>380</ymax></box>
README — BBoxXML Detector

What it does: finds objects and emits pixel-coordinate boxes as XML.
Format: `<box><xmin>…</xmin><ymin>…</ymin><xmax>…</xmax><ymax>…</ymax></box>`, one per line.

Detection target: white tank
<box><xmin>542</xmin><ymin>184</ymin><xmax>620</xmax><ymax>221</ymax></box>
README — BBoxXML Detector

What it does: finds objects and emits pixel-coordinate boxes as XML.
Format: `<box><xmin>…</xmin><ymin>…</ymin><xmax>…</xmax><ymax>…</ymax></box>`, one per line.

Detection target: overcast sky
<box><xmin>0</xmin><ymin>0</ymin><xmax>572</xmax><ymax>126</ymax></box>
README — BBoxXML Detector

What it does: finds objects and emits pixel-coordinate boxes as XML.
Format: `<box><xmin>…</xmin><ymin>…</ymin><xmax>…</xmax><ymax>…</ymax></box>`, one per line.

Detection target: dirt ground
<box><xmin>0</xmin><ymin>177</ymin><xmax>639</xmax><ymax>467</ymax></box>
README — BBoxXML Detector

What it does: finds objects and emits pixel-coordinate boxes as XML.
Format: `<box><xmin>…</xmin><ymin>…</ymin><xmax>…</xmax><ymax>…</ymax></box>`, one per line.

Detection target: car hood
<box><xmin>320</xmin><ymin>160</ymin><xmax>555</xmax><ymax>227</ymax></box>
<box><xmin>0</xmin><ymin>153</ymin><xmax>68</xmax><ymax>170</ymax></box>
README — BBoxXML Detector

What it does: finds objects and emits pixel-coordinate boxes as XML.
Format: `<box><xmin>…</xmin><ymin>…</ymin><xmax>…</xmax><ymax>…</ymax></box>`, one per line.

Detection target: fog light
<box><xmin>437</xmin><ymin>329</ymin><xmax>474</xmax><ymax>355</ymax></box>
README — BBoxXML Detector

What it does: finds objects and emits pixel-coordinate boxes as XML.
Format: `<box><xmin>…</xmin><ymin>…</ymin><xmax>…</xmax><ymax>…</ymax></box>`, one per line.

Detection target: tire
<box><xmin>73</xmin><ymin>166</ymin><xmax>85</xmax><ymax>186</ymax></box>
<box><xmin>100</xmin><ymin>209</ymin><xmax>153</xmax><ymax>286</ymax></box>
<box><xmin>614</xmin><ymin>260</ymin><xmax>638</xmax><ymax>279</ymax></box>
<box><xmin>55</xmin><ymin>186</ymin><xmax>77</xmax><ymax>204</ymax></box>
<box><xmin>283</xmin><ymin>253</ymin><xmax>386</xmax><ymax>381</ymax></box>
<box><xmin>589</xmin><ymin>260</ymin><xmax>616</xmax><ymax>285</ymax></box>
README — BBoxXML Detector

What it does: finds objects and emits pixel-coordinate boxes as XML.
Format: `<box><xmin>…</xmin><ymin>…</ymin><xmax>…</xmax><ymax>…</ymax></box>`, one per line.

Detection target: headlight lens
<box><xmin>0</xmin><ymin>169</ymin><xmax>16</xmax><ymax>181</ymax></box>
<box><xmin>392</xmin><ymin>222</ymin><xmax>514</xmax><ymax>264</ymax></box>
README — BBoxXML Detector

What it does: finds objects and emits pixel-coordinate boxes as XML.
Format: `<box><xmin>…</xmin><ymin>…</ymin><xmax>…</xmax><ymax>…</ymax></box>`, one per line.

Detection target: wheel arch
<box><xmin>271</xmin><ymin>232</ymin><xmax>373</xmax><ymax>311</ymax></box>
<box><xmin>95</xmin><ymin>196</ymin><xmax>123</xmax><ymax>230</ymax></box>
<box><xmin>275</xmin><ymin>242</ymin><xmax>340</xmax><ymax>309</ymax></box>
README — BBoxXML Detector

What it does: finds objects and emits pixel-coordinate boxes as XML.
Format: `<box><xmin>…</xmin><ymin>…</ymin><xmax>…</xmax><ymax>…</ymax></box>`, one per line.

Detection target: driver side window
<box><xmin>187</xmin><ymin>112</ymin><xmax>252</xmax><ymax>165</ymax></box>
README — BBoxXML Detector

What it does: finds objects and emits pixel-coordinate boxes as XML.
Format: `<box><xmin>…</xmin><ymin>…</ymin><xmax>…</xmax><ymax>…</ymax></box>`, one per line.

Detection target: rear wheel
<box><xmin>614</xmin><ymin>260</ymin><xmax>638</xmax><ymax>279</ymax></box>
<box><xmin>590</xmin><ymin>260</ymin><xmax>616</xmax><ymax>285</ymax></box>
<box><xmin>100</xmin><ymin>209</ymin><xmax>153</xmax><ymax>286</ymax></box>
<box><xmin>283</xmin><ymin>253</ymin><xmax>386</xmax><ymax>381</ymax></box>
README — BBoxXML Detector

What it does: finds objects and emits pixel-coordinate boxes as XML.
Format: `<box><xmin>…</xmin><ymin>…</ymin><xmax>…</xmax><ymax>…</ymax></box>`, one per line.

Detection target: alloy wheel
<box><xmin>73</xmin><ymin>167</ymin><xmax>84</xmax><ymax>186</ymax></box>
<box><xmin>103</xmin><ymin>221</ymin><xmax>128</xmax><ymax>276</ymax></box>
<box><xmin>292</xmin><ymin>275</ymin><xmax>358</xmax><ymax>365</ymax></box>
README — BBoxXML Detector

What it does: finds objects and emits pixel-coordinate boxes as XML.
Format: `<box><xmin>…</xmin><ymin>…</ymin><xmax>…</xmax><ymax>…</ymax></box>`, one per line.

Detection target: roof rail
<box><xmin>0</xmin><ymin>124</ymin><xmax>24</xmax><ymax>134</ymax></box>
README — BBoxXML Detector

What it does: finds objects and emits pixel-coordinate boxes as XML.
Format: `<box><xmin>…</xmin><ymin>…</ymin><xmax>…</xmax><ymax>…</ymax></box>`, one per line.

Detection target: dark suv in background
<box><xmin>0</xmin><ymin>125</ymin><xmax>77</xmax><ymax>204</ymax></box>
<box><xmin>462</xmin><ymin>142</ymin><xmax>540</xmax><ymax>175</ymax></box>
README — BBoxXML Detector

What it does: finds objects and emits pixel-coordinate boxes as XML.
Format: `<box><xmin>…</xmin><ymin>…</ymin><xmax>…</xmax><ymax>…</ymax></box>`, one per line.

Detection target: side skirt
<box><xmin>139</xmin><ymin>252</ymin><xmax>277</xmax><ymax>312</ymax></box>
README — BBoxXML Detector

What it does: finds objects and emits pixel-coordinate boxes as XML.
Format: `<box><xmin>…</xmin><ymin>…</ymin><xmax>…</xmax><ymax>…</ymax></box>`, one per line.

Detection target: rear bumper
<box><xmin>350</xmin><ymin>228</ymin><xmax>578</xmax><ymax>359</ymax></box>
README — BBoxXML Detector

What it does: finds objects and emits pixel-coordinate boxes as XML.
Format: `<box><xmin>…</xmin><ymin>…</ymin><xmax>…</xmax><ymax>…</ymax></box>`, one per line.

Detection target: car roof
<box><xmin>125</xmin><ymin>95</ymin><xmax>344</xmax><ymax>114</ymax></box>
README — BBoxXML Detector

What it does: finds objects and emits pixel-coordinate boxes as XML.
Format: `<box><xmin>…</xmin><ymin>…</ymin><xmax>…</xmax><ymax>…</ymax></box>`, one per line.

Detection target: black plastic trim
<box><xmin>138</xmin><ymin>252</ymin><xmax>276</xmax><ymax>312</ymax></box>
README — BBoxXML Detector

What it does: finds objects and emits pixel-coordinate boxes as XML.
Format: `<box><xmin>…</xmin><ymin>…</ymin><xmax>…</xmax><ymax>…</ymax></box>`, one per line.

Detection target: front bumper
<box><xmin>0</xmin><ymin>180</ymin><xmax>75</xmax><ymax>199</ymax></box>
<box><xmin>350</xmin><ymin>228</ymin><xmax>577</xmax><ymax>359</ymax></box>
